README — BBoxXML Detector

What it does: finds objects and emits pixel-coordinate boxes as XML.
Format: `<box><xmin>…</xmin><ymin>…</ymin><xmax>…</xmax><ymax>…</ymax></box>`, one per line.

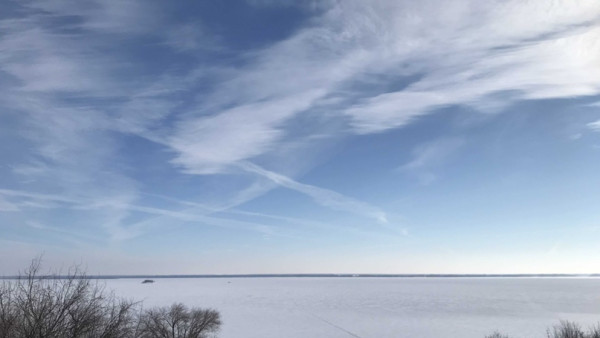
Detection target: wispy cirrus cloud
<box><xmin>0</xmin><ymin>0</ymin><xmax>196</xmax><ymax>242</ymax></box>
<box><xmin>399</xmin><ymin>138</ymin><xmax>466</xmax><ymax>185</ymax></box>
<box><xmin>239</xmin><ymin>162</ymin><xmax>388</xmax><ymax>224</ymax></box>
<box><xmin>0</xmin><ymin>188</ymin><xmax>285</xmax><ymax>240</ymax></box>
<box><xmin>2</xmin><ymin>0</ymin><xmax>600</xmax><ymax>254</ymax></box>
<box><xmin>168</xmin><ymin>89</ymin><xmax>326</xmax><ymax>175</ymax></box>
<box><xmin>588</xmin><ymin>120</ymin><xmax>600</xmax><ymax>132</ymax></box>
<box><xmin>339</xmin><ymin>1</ymin><xmax>600</xmax><ymax>133</ymax></box>
<box><xmin>160</xmin><ymin>0</ymin><xmax>600</xmax><ymax>176</ymax></box>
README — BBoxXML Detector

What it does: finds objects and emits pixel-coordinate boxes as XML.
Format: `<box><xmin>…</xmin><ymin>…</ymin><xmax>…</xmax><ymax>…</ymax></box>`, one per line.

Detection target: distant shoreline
<box><xmin>2</xmin><ymin>273</ymin><xmax>600</xmax><ymax>280</ymax></box>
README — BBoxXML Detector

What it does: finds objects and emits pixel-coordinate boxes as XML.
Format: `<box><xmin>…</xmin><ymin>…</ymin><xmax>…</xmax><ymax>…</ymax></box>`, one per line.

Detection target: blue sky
<box><xmin>1</xmin><ymin>0</ymin><xmax>600</xmax><ymax>274</ymax></box>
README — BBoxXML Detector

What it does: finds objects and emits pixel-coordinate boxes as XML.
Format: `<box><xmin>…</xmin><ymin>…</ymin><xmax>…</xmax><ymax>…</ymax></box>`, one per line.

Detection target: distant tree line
<box><xmin>0</xmin><ymin>258</ymin><xmax>221</xmax><ymax>338</ymax></box>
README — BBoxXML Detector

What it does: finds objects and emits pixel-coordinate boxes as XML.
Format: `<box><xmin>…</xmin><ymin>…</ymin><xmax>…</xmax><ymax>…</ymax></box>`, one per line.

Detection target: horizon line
<box><xmin>2</xmin><ymin>273</ymin><xmax>600</xmax><ymax>280</ymax></box>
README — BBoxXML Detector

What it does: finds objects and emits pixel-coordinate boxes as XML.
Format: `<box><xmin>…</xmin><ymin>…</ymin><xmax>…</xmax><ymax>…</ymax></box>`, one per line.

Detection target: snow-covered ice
<box><xmin>105</xmin><ymin>277</ymin><xmax>600</xmax><ymax>338</ymax></box>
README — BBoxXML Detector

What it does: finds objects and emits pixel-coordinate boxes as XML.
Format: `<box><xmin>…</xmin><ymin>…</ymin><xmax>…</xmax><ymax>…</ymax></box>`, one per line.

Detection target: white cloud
<box><xmin>168</xmin><ymin>90</ymin><xmax>326</xmax><ymax>174</ymax></box>
<box><xmin>0</xmin><ymin>188</ymin><xmax>84</xmax><ymax>206</ymax></box>
<box><xmin>0</xmin><ymin>188</ymin><xmax>284</xmax><ymax>240</ymax></box>
<box><xmin>145</xmin><ymin>192</ymin><xmax>405</xmax><ymax>240</ymax></box>
<box><xmin>240</xmin><ymin>162</ymin><xmax>388</xmax><ymax>224</ymax></box>
<box><xmin>340</xmin><ymin>1</ymin><xmax>600</xmax><ymax>133</ymax></box>
<box><xmin>160</xmin><ymin>10</ymin><xmax>373</xmax><ymax>174</ymax></box>
<box><xmin>401</xmin><ymin>138</ymin><xmax>466</xmax><ymax>171</ymax></box>
<box><xmin>162</xmin><ymin>0</ymin><xmax>600</xmax><ymax>174</ymax></box>
<box><xmin>0</xmin><ymin>1</ymin><xmax>185</xmax><ymax>242</ymax></box>
<box><xmin>400</xmin><ymin>138</ymin><xmax>465</xmax><ymax>185</ymax></box>
<box><xmin>588</xmin><ymin>120</ymin><xmax>600</xmax><ymax>132</ymax></box>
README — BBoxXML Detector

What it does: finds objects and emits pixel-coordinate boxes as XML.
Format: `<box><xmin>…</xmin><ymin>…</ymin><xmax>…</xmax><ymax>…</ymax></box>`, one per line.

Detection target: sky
<box><xmin>1</xmin><ymin>0</ymin><xmax>600</xmax><ymax>275</ymax></box>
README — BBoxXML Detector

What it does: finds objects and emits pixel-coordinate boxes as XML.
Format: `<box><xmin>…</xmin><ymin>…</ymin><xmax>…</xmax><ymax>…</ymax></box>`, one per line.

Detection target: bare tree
<box><xmin>0</xmin><ymin>257</ymin><xmax>140</xmax><ymax>338</ymax></box>
<box><xmin>0</xmin><ymin>258</ymin><xmax>221</xmax><ymax>338</ymax></box>
<box><xmin>0</xmin><ymin>280</ymin><xmax>17</xmax><ymax>338</ymax></box>
<box><xmin>547</xmin><ymin>321</ymin><xmax>587</xmax><ymax>338</ymax></box>
<box><xmin>139</xmin><ymin>303</ymin><xmax>221</xmax><ymax>338</ymax></box>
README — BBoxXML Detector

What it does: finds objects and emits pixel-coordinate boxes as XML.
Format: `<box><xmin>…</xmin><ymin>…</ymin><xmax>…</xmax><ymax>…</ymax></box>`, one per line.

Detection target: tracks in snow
<box><xmin>310</xmin><ymin>313</ymin><xmax>364</xmax><ymax>338</ymax></box>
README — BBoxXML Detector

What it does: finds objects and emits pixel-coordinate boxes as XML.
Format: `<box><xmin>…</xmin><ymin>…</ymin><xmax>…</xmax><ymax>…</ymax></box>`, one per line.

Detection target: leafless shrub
<box><xmin>587</xmin><ymin>325</ymin><xmax>600</xmax><ymax>338</ymax></box>
<box><xmin>547</xmin><ymin>321</ymin><xmax>586</xmax><ymax>338</ymax></box>
<box><xmin>549</xmin><ymin>322</ymin><xmax>600</xmax><ymax>338</ymax></box>
<box><xmin>139</xmin><ymin>303</ymin><xmax>221</xmax><ymax>338</ymax></box>
<box><xmin>486</xmin><ymin>321</ymin><xmax>600</xmax><ymax>338</ymax></box>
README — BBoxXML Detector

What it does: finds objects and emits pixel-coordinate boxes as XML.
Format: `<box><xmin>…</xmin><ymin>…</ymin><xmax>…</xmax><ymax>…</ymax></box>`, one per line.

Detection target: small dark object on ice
<box><xmin>142</xmin><ymin>279</ymin><xmax>155</xmax><ymax>284</ymax></box>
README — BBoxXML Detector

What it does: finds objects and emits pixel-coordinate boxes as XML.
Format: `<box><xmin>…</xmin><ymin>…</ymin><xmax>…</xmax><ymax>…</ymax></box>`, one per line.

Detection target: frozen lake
<box><xmin>105</xmin><ymin>277</ymin><xmax>600</xmax><ymax>338</ymax></box>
